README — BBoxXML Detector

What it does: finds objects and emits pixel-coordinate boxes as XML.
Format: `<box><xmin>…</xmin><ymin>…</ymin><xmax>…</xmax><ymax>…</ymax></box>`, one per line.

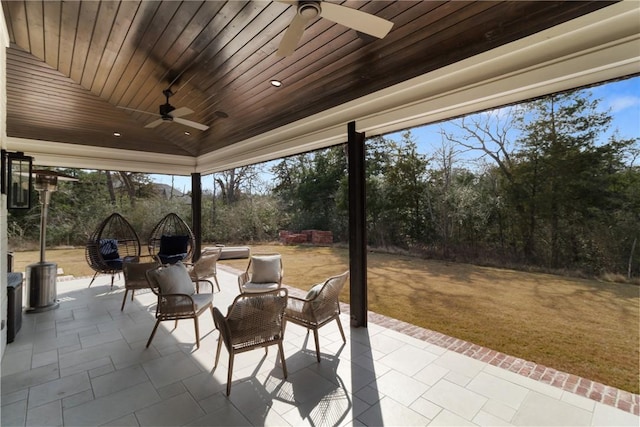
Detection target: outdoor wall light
<box><xmin>1</xmin><ymin>150</ymin><xmax>34</xmax><ymax>210</ymax></box>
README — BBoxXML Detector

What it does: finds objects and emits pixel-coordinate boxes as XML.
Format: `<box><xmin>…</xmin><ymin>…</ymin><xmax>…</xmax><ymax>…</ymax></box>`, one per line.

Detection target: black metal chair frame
<box><xmin>85</xmin><ymin>213</ymin><xmax>141</xmax><ymax>288</ymax></box>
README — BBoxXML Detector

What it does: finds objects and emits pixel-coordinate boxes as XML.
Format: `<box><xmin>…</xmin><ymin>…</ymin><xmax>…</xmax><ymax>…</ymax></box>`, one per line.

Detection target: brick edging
<box><xmin>360</xmin><ymin>307</ymin><xmax>639</xmax><ymax>416</ymax></box>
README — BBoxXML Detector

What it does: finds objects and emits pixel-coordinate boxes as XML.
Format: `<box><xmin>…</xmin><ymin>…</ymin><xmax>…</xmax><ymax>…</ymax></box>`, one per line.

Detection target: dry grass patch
<box><xmin>12</xmin><ymin>244</ymin><xmax>639</xmax><ymax>394</ymax></box>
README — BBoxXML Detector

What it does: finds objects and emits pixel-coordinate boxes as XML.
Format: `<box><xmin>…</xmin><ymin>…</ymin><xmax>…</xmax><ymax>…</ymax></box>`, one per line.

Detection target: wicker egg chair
<box><xmin>147</xmin><ymin>213</ymin><xmax>195</xmax><ymax>265</ymax></box>
<box><xmin>85</xmin><ymin>213</ymin><xmax>141</xmax><ymax>288</ymax></box>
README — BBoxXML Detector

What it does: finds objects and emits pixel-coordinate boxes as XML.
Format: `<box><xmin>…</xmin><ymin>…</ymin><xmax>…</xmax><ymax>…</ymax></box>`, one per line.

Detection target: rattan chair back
<box><xmin>213</xmin><ymin>288</ymin><xmax>288</xmax><ymax>395</ymax></box>
<box><xmin>147</xmin><ymin>213</ymin><xmax>195</xmax><ymax>264</ymax></box>
<box><xmin>85</xmin><ymin>213</ymin><xmax>141</xmax><ymax>288</ymax></box>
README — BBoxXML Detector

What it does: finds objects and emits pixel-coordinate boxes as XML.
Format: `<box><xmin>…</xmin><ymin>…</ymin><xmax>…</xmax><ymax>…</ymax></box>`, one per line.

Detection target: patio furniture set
<box><xmin>84</xmin><ymin>211</ymin><xmax>349</xmax><ymax>395</ymax></box>
<box><xmin>136</xmin><ymin>251</ymin><xmax>348</xmax><ymax>395</ymax></box>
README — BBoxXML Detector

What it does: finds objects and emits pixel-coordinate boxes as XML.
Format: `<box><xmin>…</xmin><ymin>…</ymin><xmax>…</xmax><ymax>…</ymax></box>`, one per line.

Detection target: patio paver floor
<box><xmin>1</xmin><ymin>265</ymin><xmax>638</xmax><ymax>426</ymax></box>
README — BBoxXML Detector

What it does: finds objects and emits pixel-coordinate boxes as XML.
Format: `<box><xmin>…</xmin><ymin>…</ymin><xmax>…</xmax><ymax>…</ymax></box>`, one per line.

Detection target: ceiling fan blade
<box><xmin>145</xmin><ymin>119</ymin><xmax>164</xmax><ymax>129</ymax></box>
<box><xmin>170</xmin><ymin>106</ymin><xmax>194</xmax><ymax>118</ymax></box>
<box><xmin>117</xmin><ymin>106</ymin><xmax>159</xmax><ymax>116</ymax></box>
<box><xmin>320</xmin><ymin>2</ymin><xmax>393</xmax><ymax>39</ymax></box>
<box><xmin>277</xmin><ymin>12</ymin><xmax>312</xmax><ymax>57</ymax></box>
<box><xmin>173</xmin><ymin>117</ymin><xmax>209</xmax><ymax>131</ymax></box>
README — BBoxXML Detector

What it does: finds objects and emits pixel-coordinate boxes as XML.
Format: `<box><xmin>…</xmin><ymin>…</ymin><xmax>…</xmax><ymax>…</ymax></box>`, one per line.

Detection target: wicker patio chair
<box><xmin>147</xmin><ymin>213</ymin><xmax>195</xmax><ymax>264</ymax></box>
<box><xmin>237</xmin><ymin>253</ymin><xmax>283</xmax><ymax>293</ymax></box>
<box><xmin>145</xmin><ymin>262</ymin><xmax>215</xmax><ymax>349</ymax></box>
<box><xmin>284</xmin><ymin>271</ymin><xmax>349</xmax><ymax>362</ymax></box>
<box><xmin>85</xmin><ymin>213</ymin><xmax>141</xmax><ymax>288</ymax></box>
<box><xmin>185</xmin><ymin>247</ymin><xmax>221</xmax><ymax>292</ymax></box>
<box><xmin>121</xmin><ymin>258</ymin><xmax>159</xmax><ymax>311</ymax></box>
<box><xmin>213</xmin><ymin>288</ymin><xmax>289</xmax><ymax>395</ymax></box>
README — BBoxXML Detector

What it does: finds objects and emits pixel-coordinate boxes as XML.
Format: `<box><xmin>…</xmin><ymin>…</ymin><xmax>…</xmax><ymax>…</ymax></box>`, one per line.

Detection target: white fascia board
<box><xmin>5</xmin><ymin>138</ymin><xmax>196</xmax><ymax>175</ymax></box>
<box><xmin>198</xmin><ymin>1</ymin><xmax>640</xmax><ymax>174</ymax></box>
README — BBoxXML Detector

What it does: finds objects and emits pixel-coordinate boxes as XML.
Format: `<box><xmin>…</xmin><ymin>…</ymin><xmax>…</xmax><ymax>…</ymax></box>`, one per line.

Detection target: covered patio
<box><xmin>1</xmin><ymin>1</ymin><xmax>640</xmax><ymax>425</ymax></box>
<box><xmin>2</xmin><ymin>266</ymin><xmax>638</xmax><ymax>426</ymax></box>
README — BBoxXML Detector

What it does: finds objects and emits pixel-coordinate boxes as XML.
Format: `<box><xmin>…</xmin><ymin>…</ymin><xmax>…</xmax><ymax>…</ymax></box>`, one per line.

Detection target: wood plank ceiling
<box><xmin>2</xmin><ymin>1</ymin><xmax>614</xmax><ymax>159</ymax></box>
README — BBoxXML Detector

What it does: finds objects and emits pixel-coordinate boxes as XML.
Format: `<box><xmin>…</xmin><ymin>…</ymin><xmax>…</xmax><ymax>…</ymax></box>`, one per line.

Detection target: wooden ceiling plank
<box><xmin>57</xmin><ymin>0</ymin><xmax>81</xmax><ymax>77</ymax></box>
<box><xmin>191</xmin><ymin>1</ymin><xmax>412</xmax><ymax>122</ymax></box>
<box><xmin>180</xmin><ymin>1</ymin><xmax>297</xmax><ymax>115</ymax></box>
<box><xmin>4</xmin><ymin>1</ymin><xmax>30</xmax><ymax>51</ymax></box>
<box><xmin>108</xmin><ymin>0</ymin><xmax>182</xmax><ymax>107</ymax></box>
<box><xmin>100</xmin><ymin>1</ymin><xmax>161</xmax><ymax>103</ymax></box>
<box><xmin>69</xmin><ymin>1</ymin><xmax>100</xmax><ymax>84</ymax></box>
<box><xmin>148</xmin><ymin>1</ymin><xmax>257</xmax><ymax>113</ymax></box>
<box><xmin>1</xmin><ymin>1</ymin><xmax>16</xmax><ymax>42</ymax></box>
<box><xmin>117</xmin><ymin>0</ymin><xmax>205</xmax><ymax>109</ymax></box>
<box><xmin>91</xmin><ymin>1</ymin><xmax>141</xmax><ymax>96</ymax></box>
<box><xmin>130</xmin><ymin>1</ymin><xmax>250</xmax><ymax>117</ymax></box>
<box><xmin>42</xmin><ymin>1</ymin><xmax>61</xmax><ymax>68</ymax></box>
<box><xmin>216</xmin><ymin>2</ymin><xmax>479</xmax><ymax>134</ymax></box>
<box><xmin>80</xmin><ymin>1</ymin><xmax>121</xmax><ymax>90</ymax></box>
<box><xmin>120</xmin><ymin>2</ymin><xmax>227</xmax><ymax>125</ymax></box>
<box><xmin>24</xmin><ymin>1</ymin><xmax>45</xmax><ymax>61</ymax></box>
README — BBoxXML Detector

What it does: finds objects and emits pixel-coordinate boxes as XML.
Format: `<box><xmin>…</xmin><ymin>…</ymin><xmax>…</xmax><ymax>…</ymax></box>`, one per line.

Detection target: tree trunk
<box><xmin>105</xmin><ymin>171</ymin><xmax>116</xmax><ymax>205</ymax></box>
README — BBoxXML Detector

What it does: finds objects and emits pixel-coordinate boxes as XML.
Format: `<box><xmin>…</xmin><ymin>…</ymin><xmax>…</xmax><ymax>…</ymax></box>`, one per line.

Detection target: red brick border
<box><xmin>361</xmin><ymin>308</ymin><xmax>639</xmax><ymax>416</ymax></box>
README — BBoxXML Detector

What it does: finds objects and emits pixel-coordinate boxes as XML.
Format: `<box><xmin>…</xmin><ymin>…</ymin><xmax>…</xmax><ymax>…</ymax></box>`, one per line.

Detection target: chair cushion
<box><xmin>191</xmin><ymin>293</ymin><xmax>213</xmax><ymax>311</ymax></box>
<box><xmin>159</xmin><ymin>235</ymin><xmax>189</xmax><ymax>256</ymax></box>
<box><xmin>159</xmin><ymin>253</ymin><xmax>187</xmax><ymax>265</ymax></box>
<box><xmin>305</xmin><ymin>283</ymin><xmax>324</xmax><ymax>300</ymax></box>
<box><xmin>242</xmin><ymin>282</ymin><xmax>280</xmax><ymax>293</ymax></box>
<box><xmin>99</xmin><ymin>239</ymin><xmax>120</xmax><ymax>260</ymax></box>
<box><xmin>250</xmin><ymin>255</ymin><xmax>281</xmax><ymax>283</ymax></box>
<box><xmin>153</xmin><ymin>262</ymin><xmax>195</xmax><ymax>295</ymax></box>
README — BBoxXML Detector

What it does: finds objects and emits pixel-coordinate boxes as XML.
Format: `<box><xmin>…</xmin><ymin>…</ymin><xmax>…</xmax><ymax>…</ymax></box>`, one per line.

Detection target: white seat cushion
<box><xmin>191</xmin><ymin>293</ymin><xmax>213</xmax><ymax>310</ymax></box>
<box><xmin>241</xmin><ymin>282</ymin><xmax>280</xmax><ymax>293</ymax></box>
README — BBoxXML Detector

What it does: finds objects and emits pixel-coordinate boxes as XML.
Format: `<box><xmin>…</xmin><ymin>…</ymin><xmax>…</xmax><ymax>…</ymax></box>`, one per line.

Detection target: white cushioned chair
<box><xmin>145</xmin><ymin>262</ymin><xmax>214</xmax><ymax>349</ymax></box>
<box><xmin>238</xmin><ymin>253</ymin><xmax>283</xmax><ymax>293</ymax></box>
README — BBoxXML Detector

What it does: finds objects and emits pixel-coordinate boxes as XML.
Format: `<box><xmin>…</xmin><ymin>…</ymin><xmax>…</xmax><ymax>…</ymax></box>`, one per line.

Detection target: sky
<box><xmin>152</xmin><ymin>76</ymin><xmax>640</xmax><ymax>190</ymax></box>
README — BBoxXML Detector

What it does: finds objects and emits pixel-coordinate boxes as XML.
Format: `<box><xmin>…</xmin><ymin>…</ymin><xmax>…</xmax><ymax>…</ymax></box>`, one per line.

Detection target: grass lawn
<box><xmin>12</xmin><ymin>244</ymin><xmax>639</xmax><ymax>394</ymax></box>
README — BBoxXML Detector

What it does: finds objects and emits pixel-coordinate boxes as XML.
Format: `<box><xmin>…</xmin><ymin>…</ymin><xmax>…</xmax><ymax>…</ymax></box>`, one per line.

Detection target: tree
<box><xmin>512</xmin><ymin>89</ymin><xmax>617</xmax><ymax>269</ymax></box>
<box><xmin>214</xmin><ymin>165</ymin><xmax>260</xmax><ymax>205</ymax></box>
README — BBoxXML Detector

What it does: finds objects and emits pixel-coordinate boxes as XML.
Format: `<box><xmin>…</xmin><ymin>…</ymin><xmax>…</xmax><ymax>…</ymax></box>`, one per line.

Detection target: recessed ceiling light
<box><xmin>184</xmin><ymin>131</ymin><xmax>191</xmax><ymax>136</ymax></box>
<box><xmin>113</xmin><ymin>132</ymin><xmax>121</xmax><ymax>137</ymax></box>
<box><xmin>270</xmin><ymin>79</ymin><xmax>282</xmax><ymax>87</ymax></box>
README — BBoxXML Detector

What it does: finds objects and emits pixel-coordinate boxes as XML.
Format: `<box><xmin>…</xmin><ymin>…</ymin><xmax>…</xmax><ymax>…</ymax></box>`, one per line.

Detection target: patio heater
<box><xmin>25</xmin><ymin>170</ymin><xmax>78</xmax><ymax>313</ymax></box>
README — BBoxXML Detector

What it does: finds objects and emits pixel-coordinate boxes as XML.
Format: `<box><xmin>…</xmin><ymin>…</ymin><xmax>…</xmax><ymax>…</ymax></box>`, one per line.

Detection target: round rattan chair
<box><xmin>85</xmin><ymin>213</ymin><xmax>141</xmax><ymax>288</ymax></box>
<box><xmin>147</xmin><ymin>213</ymin><xmax>195</xmax><ymax>264</ymax></box>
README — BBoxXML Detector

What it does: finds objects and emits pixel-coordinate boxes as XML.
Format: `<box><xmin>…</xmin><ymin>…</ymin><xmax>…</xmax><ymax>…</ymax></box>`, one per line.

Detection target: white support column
<box><xmin>1</xmin><ymin>2</ymin><xmax>11</xmax><ymax>358</ymax></box>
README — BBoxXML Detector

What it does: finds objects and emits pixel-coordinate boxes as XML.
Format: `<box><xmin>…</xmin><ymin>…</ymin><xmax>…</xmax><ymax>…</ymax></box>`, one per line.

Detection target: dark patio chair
<box><xmin>85</xmin><ymin>213</ymin><xmax>141</xmax><ymax>288</ymax></box>
<box><xmin>147</xmin><ymin>213</ymin><xmax>195</xmax><ymax>264</ymax></box>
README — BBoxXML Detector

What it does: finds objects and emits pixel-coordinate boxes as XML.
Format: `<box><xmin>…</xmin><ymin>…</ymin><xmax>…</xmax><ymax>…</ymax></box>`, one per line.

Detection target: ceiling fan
<box><xmin>118</xmin><ymin>89</ymin><xmax>209</xmax><ymax>131</ymax></box>
<box><xmin>276</xmin><ymin>0</ymin><xmax>394</xmax><ymax>57</ymax></box>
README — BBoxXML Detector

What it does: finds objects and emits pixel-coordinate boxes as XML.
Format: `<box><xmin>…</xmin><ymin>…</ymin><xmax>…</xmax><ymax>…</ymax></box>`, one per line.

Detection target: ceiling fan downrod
<box><xmin>160</xmin><ymin>89</ymin><xmax>175</xmax><ymax>120</ymax></box>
